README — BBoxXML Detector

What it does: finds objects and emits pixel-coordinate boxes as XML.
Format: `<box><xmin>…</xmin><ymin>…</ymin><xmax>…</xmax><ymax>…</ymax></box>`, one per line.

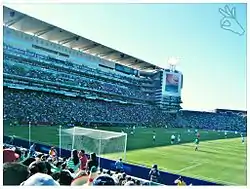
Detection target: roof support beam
<box><xmin>114</xmin><ymin>56</ymin><xmax>132</xmax><ymax>62</ymax></box>
<box><xmin>80</xmin><ymin>43</ymin><xmax>99</xmax><ymax>51</ymax></box>
<box><xmin>6</xmin><ymin>15</ymin><xmax>25</xmax><ymax>27</ymax></box>
<box><xmin>59</xmin><ymin>36</ymin><xmax>79</xmax><ymax>45</ymax></box>
<box><xmin>127</xmin><ymin>60</ymin><xmax>144</xmax><ymax>66</ymax></box>
<box><xmin>99</xmin><ymin>50</ymin><xmax>116</xmax><ymax>57</ymax></box>
<box><xmin>34</xmin><ymin>26</ymin><xmax>56</xmax><ymax>36</ymax></box>
<box><xmin>141</xmin><ymin>64</ymin><xmax>156</xmax><ymax>69</ymax></box>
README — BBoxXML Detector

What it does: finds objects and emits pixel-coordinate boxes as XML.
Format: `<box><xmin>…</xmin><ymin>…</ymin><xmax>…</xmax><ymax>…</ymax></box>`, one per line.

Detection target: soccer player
<box><xmin>196</xmin><ymin>132</ymin><xmax>200</xmax><ymax>139</ymax></box>
<box><xmin>241</xmin><ymin>133</ymin><xmax>245</xmax><ymax>144</ymax></box>
<box><xmin>171</xmin><ymin>134</ymin><xmax>176</xmax><ymax>144</ymax></box>
<box><xmin>153</xmin><ymin>131</ymin><xmax>156</xmax><ymax>143</ymax></box>
<box><xmin>177</xmin><ymin>134</ymin><xmax>181</xmax><ymax>143</ymax></box>
<box><xmin>130</xmin><ymin>130</ymin><xmax>134</xmax><ymax>135</ymax></box>
<box><xmin>195</xmin><ymin>137</ymin><xmax>199</xmax><ymax>151</ymax></box>
<box><xmin>224</xmin><ymin>131</ymin><xmax>227</xmax><ymax>138</ymax></box>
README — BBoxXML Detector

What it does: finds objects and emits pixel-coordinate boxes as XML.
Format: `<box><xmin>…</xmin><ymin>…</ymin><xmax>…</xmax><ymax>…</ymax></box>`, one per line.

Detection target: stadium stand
<box><xmin>178</xmin><ymin>110</ymin><xmax>246</xmax><ymax>132</ymax></box>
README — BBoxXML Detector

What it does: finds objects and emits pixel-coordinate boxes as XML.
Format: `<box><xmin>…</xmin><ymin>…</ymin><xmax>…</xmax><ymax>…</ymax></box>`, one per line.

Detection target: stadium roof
<box><xmin>3</xmin><ymin>6</ymin><xmax>161</xmax><ymax>72</ymax></box>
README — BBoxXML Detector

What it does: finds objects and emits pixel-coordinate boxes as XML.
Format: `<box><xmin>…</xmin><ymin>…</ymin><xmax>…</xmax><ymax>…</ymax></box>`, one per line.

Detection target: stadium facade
<box><xmin>3</xmin><ymin>6</ymin><xmax>183</xmax><ymax>122</ymax></box>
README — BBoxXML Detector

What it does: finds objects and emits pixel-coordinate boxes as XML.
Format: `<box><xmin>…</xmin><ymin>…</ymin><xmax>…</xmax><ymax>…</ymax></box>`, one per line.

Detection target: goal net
<box><xmin>60</xmin><ymin>127</ymin><xmax>127</xmax><ymax>161</ymax></box>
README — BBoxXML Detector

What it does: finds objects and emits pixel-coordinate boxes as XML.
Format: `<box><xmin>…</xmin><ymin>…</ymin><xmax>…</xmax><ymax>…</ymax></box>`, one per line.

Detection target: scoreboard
<box><xmin>162</xmin><ymin>70</ymin><xmax>183</xmax><ymax>97</ymax></box>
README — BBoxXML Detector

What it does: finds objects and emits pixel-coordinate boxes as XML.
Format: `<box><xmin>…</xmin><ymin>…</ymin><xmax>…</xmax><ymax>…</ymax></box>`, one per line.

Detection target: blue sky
<box><xmin>4</xmin><ymin>3</ymin><xmax>247</xmax><ymax>111</ymax></box>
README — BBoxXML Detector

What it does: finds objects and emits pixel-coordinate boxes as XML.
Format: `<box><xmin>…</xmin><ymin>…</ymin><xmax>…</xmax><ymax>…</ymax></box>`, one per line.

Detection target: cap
<box><xmin>152</xmin><ymin>164</ymin><xmax>157</xmax><ymax>169</ymax></box>
<box><xmin>92</xmin><ymin>175</ymin><xmax>116</xmax><ymax>185</ymax></box>
<box><xmin>3</xmin><ymin>149</ymin><xmax>19</xmax><ymax>163</ymax></box>
<box><xmin>21</xmin><ymin>173</ymin><xmax>60</xmax><ymax>186</ymax></box>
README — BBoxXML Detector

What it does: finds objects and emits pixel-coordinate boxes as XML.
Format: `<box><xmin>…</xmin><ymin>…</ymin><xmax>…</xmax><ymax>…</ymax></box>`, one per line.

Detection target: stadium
<box><xmin>2</xmin><ymin>6</ymin><xmax>247</xmax><ymax>186</ymax></box>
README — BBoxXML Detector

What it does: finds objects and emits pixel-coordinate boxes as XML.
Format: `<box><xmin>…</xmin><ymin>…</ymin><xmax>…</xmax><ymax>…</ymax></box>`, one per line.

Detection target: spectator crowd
<box><xmin>3</xmin><ymin>88</ymin><xmax>175</xmax><ymax>125</ymax></box>
<box><xmin>4</xmin><ymin>87</ymin><xmax>246</xmax><ymax>132</ymax></box>
<box><xmin>3</xmin><ymin>144</ymin><xmax>155</xmax><ymax>186</ymax></box>
<box><xmin>177</xmin><ymin>111</ymin><xmax>246</xmax><ymax>132</ymax></box>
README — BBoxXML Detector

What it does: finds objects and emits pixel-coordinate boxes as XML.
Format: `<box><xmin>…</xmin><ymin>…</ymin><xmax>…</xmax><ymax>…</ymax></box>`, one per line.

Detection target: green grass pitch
<box><xmin>4</xmin><ymin>124</ymin><xmax>247</xmax><ymax>185</ymax></box>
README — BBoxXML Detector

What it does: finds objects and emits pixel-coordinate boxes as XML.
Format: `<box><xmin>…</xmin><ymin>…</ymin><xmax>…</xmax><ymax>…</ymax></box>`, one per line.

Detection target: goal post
<box><xmin>60</xmin><ymin>127</ymin><xmax>128</xmax><ymax>161</ymax></box>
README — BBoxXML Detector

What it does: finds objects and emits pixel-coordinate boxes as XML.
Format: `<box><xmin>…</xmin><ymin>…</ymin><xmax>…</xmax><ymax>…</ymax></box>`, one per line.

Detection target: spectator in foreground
<box><xmin>57</xmin><ymin>170</ymin><xmax>74</xmax><ymax>185</ymax></box>
<box><xmin>28</xmin><ymin>160</ymin><xmax>48</xmax><ymax>177</ymax></box>
<box><xmin>86</xmin><ymin>153</ymin><xmax>98</xmax><ymax>171</ymax></box>
<box><xmin>70</xmin><ymin>171</ymin><xmax>88</xmax><ymax>186</ymax></box>
<box><xmin>115</xmin><ymin>158</ymin><xmax>124</xmax><ymax>173</ymax></box>
<box><xmin>174</xmin><ymin>176</ymin><xmax>187</xmax><ymax>186</ymax></box>
<box><xmin>3</xmin><ymin>162</ymin><xmax>29</xmax><ymax>185</ymax></box>
<box><xmin>21</xmin><ymin>157</ymin><xmax>36</xmax><ymax>167</ymax></box>
<box><xmin>118</xmin><ymin>172</ymin><xmax>126</xmax><ymax>185</ymax></box>
<box><xmin>66</xmin><ymin>149</ymin><xmax>80</xmax><ymax>172</ymax></box>
<box><xmin>49</xmin><ymin>146</ymin><xmax>57</xmax><ymax>160</ymax></box>
<box><xmin>3</xmin><ymin>148</ymin><xmax>20</xmax><ymax>163</ymax></box>
<box><xmin>148</xmin><ymin>164</ymin><xmax>160</xmax><ymax>183</ymax></box>
<box><xmin>71</xmin><ymin>166</ymin><xmax>98</xmax><ymax>186</ymax></box>
<box><xmin>20</xmin><ymin>173</ymin><xmax>60</xmax><ymax>186</ymax></box>
<box><xmin>79</xmin><ymin>150</ymin><xmax>88</xmax><ymax>171</ymax></box>
<box><xmin>29</xmin><ymin>143</ymin><xmax>36</xmax><ymax>157</ymax></box>
<box><xmin>124</xmin><ymin>181</ymin><xmax>135</xmax><ymax>186</ymax></box>
<box><xmin>92</xmin><ymin>175</ymin><xmax>116</xmax><ymax>186</ymax></box>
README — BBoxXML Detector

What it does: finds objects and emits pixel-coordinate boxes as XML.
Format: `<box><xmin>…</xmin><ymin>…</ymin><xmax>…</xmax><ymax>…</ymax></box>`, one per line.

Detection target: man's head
<box><xmin>71</xmin><ymin>149</ymin><xmax>78</xmax><ymax>157</ymax></box>
<box><xmin>58</xmin><ymin>170</ymin><xmax>74</xmax><ymax>185</ymax></box>
<box><xmin>3</xmin><ymin>162</ymin><xmax>29</xmax><ymax>185</ymax></box>
<box><xmin>90</xmin><ymin>152</ymin><xmax>97</xmax><ymax>160</ymax></box>
<box><xmin>126</xmin><ymin>176</ymin><xmax>132</xmax><ymax>181</ymax></box>
<box><xmin>28</xmin><ymin>160</ymin><xmax>48</xmax><ymax>176</ymax></box>
<box><xmin>124</xmin><ymin>181</ymin><xmax>135</xmax><ymax>186</ymax></box>
<box><xmin>14</xmin><ymin>148</ymin><xmax>22</xmax><ymax>158</ymax></box>
<box><xmin>21</xmin><ymin>157</ymin><xmax>36</xmax><ymax>167</ymax></box>
<box><xmin>135</xmin><ymin>180</ymin><xmax>141</xmax><ymax>185</ymax></box>
<box><xmin>36</xmin><ymin>153</ymin><xmax>44</xmax><ymax>159</ymax></box>
<box><xmin>3</xmin><ymin>149</ymin><xmax>20</xmax><ymax>163</ymax></box>
<box><xmin>92</xmin><ymin>175</ymin><xmax>116</xmax><ymax>186</ymax></box>
<box><xmin>79</xmin><ymin>150</ymin><xmax>85</xmax><ymax>157</ymax></box>
<box><xmin>55</xmin><ymin>161</ymin><xmax>63</xmax><ymax>169</ymax></box>
<box><xmin>152</xmin><ymin>164</ymin><xmax>158</xmax><ymax>169</ymax></box>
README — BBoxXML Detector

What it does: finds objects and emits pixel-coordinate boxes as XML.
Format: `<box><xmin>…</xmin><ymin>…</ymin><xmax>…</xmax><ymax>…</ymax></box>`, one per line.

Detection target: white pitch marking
<box><xmin>176</xmin><ymin>162</ymin><xmax>204</xmax><ymax>174</ymax></box>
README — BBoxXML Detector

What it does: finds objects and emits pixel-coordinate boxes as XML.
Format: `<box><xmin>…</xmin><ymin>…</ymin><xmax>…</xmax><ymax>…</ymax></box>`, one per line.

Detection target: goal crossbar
<box><xmin>62</xmin><ymin>127</ymin><xmax>127</xmax><ymax>140</ymax></box>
